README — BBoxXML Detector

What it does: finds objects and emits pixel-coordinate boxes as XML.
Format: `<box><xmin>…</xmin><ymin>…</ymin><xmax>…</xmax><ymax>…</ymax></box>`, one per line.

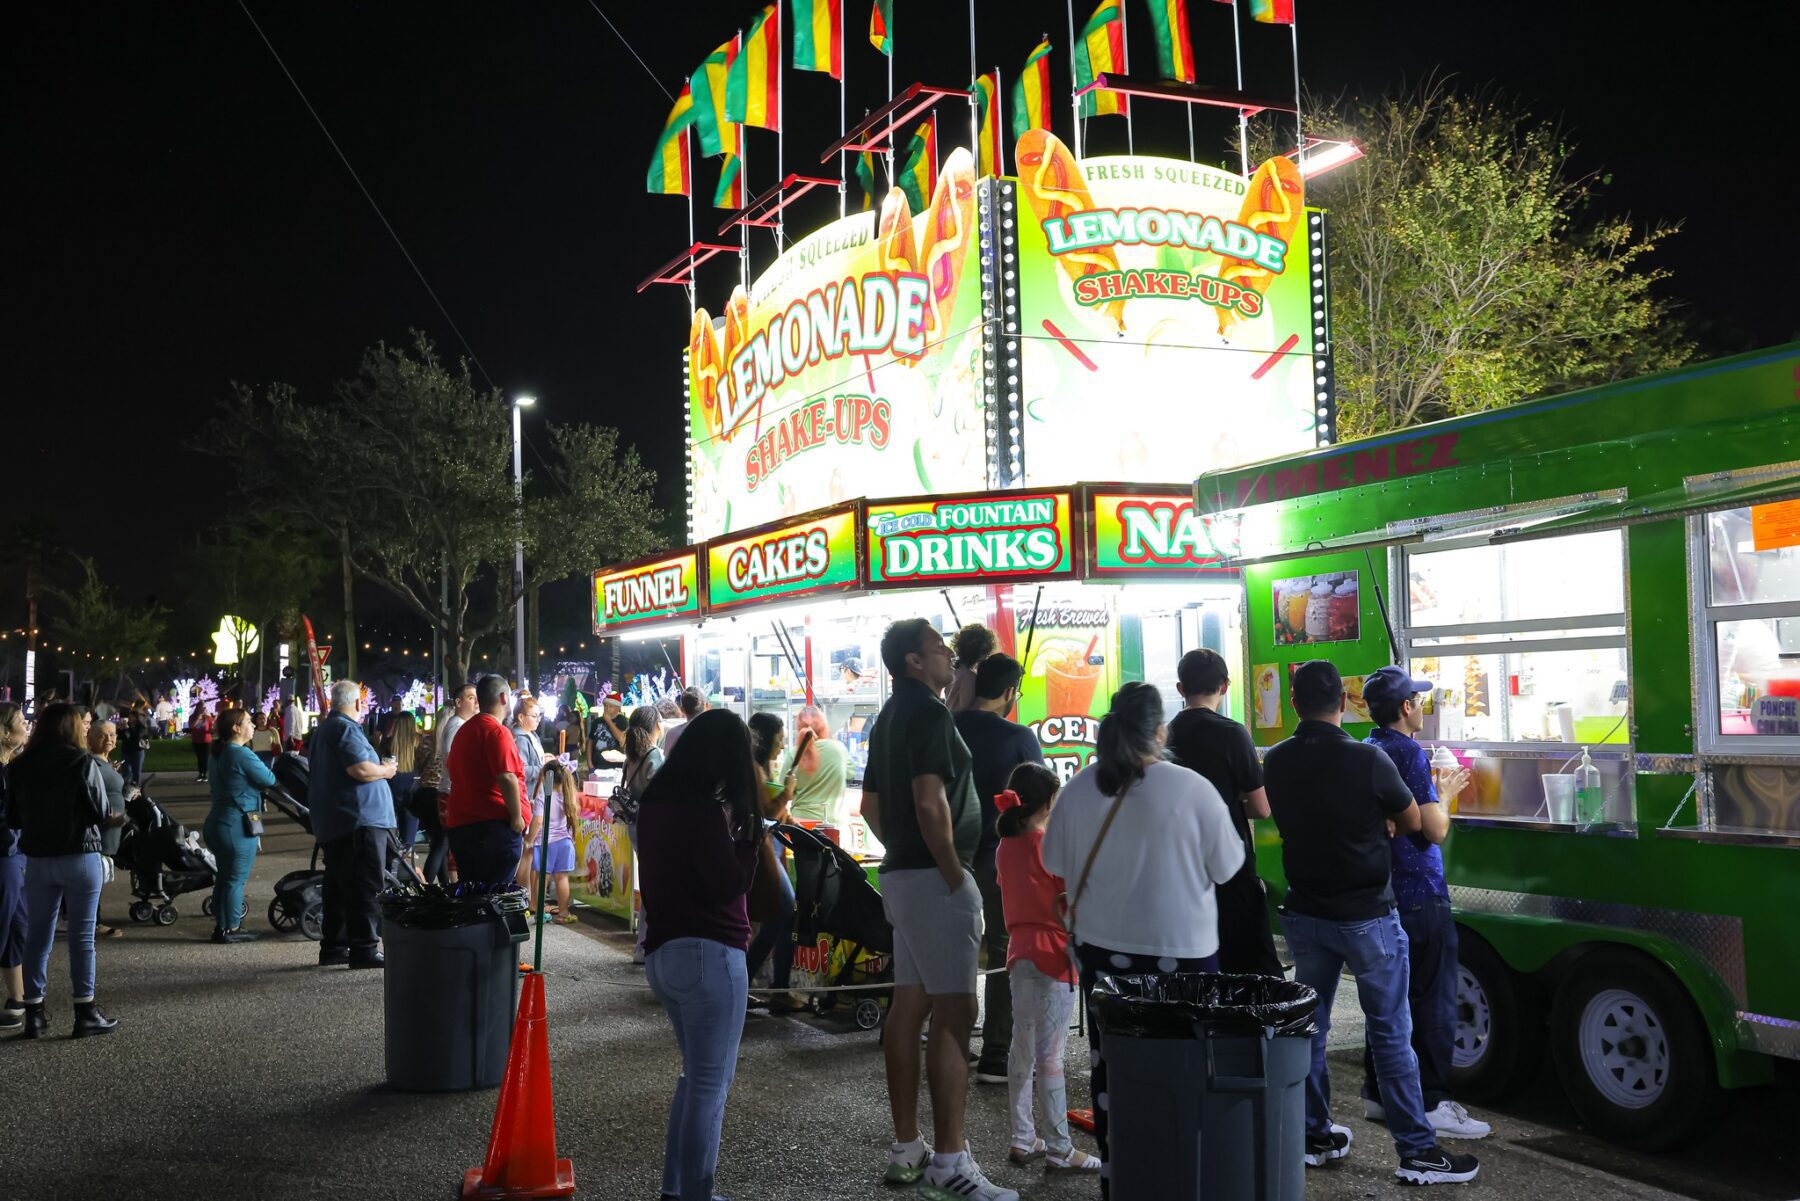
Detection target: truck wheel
<box><xmin>1550</xmin><ymin>946</ymin><xmax>1718</xmax><ymax>1150</ymax></box>
<box><xmin>1449</xmin><ymin>929</ymin><xmax>1543</xmax><ymax>1101</ymax></box>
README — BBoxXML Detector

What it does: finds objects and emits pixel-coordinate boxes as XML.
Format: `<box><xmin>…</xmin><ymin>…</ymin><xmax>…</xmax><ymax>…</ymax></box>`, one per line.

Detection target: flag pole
<box><xmin>739</xmin><ymin>28</ymin><xmax>750</xmax><ymax>294</ymax></box>
<box><xmin>1065</xmin><ymin>5</ymin><xmax>1080</xmax><ymax>157</ymax></box>
<box><xmin>777</xmin><ymin>3</ymin><xmax>786</xmax><ymax>249</ymax></box>
<box><xmin>1230</xmin><ymin>0</ymin><xmax>1250</xmax><ymax>173</ymax></box>
<box><xmin>967</xmin><ymin>0</ymin><xmax>978</xmax><ymax>176</ymax></box>
<box><xmin>1290</xmin><ymin>0</ymin><xmax>1303</xmax><ymax>160</ymax></box>
<box><xmin>839</xmin><ymin>6</ymin><xmax>848</xmax><ymax>219</ymax></box>
<box><xmin>684</xmin><ymin>126</ymin><xmax>697</xmax><ymax>315</ymax></box>
<box><xmin>1118</xmin><ymin>0</ymin><xmax>1134</xmax><ymax>154</ymax></box>
<box><xmin>889</xmin><ymin>0</ymin><xmax>895</xmax><ymax>103</ymax></box>
<box><xmin>996</xmin><ymin>64</ymin><xmax>1006</xmax><ymax>174</ymax></box>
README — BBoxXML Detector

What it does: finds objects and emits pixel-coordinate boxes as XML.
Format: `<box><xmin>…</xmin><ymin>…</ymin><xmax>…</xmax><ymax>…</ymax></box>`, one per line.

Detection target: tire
<box><xmin>855</xmin><ymin>998</ymin><xmax>883</xmax><ymax>1031</ymax></box>
<box><xmin>155</xmin><ymin>905</ymin><xmax>179</xmax><ymax>927</ymax></box>
<box><xmin>1449</xmin><ymin>929</ymin><xmax>1544</xmax><ymax>1101</ymax></box>
<box><xmin>1550</xmin><ymin>946</ymin><xmax>1719</xmax><ymax>1150</ymax></box>
<box><xmin>201</xmin><ymin>896</ymin><xmax>215</xmax><ymax>918</ymax></box>
<box><xmin>300</xmin><ymin>901</ymin><xmax>324</xmax><ymax>942</ymax></box>
<box><xmin>129</xmin><ymin>900</ymin><xmax>154</xmax><ymax>924</ymax></box>
<box><xmin>268</xmin><ymin>900</ymin><xmax>298</xmax><ymax>932</ymax></box>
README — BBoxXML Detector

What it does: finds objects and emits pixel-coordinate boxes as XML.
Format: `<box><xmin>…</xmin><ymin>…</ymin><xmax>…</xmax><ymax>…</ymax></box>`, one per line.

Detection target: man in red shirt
<box><xmin>444</xmin><ymin>675</ymin><xmax>529</xmax><ymax>889</ymax></box>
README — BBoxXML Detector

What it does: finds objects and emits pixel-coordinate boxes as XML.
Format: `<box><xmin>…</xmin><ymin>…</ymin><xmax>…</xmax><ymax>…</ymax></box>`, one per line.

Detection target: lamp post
<box><xmin>511</xmin><ymin>394</ymin><xmax>536</xmax><ymax>692</ymax></box>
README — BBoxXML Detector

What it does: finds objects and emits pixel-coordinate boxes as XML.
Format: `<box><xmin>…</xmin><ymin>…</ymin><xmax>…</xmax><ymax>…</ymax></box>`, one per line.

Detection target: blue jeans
<box><xmin>204</xmin><ymin>809</ymin><xmax>259</xmax><ymax>933</ymax></box>
<box><xmin>23</xmin><ymin>853</ymin><xmax>104</xmax><ymax>1003</ymax></box>
<box><xmin>1363</xmin><ymin>896</ymin><xmax>1459</xmax><ymax>1111</ymax></box>
<box><xmin>1281</xmin><ymin>907</ymin><xmax>1434</xmax><ymax>1158</ymax></box>
<box><xmin>744</xmin><ymin>835</ymin><xmax>794</xmax><ymax>989</ymax></box>
<box><xmin>121</xmin><ymin>748</ymin><xmax>147</xmax><ymax>787</ymax></box>
<box><xmin>446</xmin><ymin>820</ymin><xmax>524</xmax><ymax>890</ymax></box>
<box><xmin>647</xmin><ymin>937</ymin><xmax>748</xmax><ymax>1201</ymax></box>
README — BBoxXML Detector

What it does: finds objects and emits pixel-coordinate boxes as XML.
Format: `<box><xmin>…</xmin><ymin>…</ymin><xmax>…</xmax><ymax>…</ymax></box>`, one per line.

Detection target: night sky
<box><xmin>9</xmin><ymin>1</ymin><xmax>1797</xmax><ymax>640</ymax></box>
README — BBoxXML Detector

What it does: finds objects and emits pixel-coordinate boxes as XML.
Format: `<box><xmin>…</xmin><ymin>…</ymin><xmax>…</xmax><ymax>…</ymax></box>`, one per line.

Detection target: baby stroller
<box><xmin>117</xmin><ymin>792</ymin><xmax>216</xmax><ymax>926</ymax></box>
<box><xmin>773</xmin><ymin>822</ymin><xmax>893</xmax><ymax>1030</ymax></box>
<box><xmin>261</xmin><ymin>752</ymin><xmax>421</xmax><ymax>940</ymax></box>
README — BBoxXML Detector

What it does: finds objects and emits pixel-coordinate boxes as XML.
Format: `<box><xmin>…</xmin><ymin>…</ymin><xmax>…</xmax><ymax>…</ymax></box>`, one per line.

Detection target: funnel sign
<box><xmin>865</xmin><ymin>490</ymin><xmax>1076</xmax><ymax>588</ymax></box>
<box><xmin>593</xmin><ymin>551</ymin><xmax>701</xmax><ymax>634</ymax></box>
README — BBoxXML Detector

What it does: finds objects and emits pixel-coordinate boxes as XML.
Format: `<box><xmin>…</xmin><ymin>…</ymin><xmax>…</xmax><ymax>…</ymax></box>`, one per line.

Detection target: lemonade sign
<box><xmin>1016</xmin><ymin>593</ymin><xmax>1120</xmax><ymax>781</ymax></box>
<box><xmin>864</xmin><ymin>490</ymin><xmax>1076</xmax><ymax>588</ymax></box>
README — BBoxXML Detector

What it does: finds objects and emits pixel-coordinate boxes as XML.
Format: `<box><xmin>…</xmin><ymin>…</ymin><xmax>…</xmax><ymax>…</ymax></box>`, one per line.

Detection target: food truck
<box><xmin>1193</xmin><ymin>343</ymin><xmax>1800</xmax><ymax>1149</ymax></box>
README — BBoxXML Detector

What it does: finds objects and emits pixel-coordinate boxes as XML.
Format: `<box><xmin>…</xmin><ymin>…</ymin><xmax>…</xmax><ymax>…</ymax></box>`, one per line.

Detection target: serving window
<box><xmin>1695</xmin><ymin>505</ymin><xmax>1800</xmax><ymax>758</ymax></box>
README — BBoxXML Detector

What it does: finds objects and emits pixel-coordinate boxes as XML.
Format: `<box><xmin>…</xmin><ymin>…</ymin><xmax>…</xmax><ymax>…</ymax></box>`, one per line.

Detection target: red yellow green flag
<box><xmin>646</xmin><ymin>83</ymin><xmax>695</xmax><ymax>196</ymax></box>
<box><xmin>727</xmin><ymin>5</ymin><xmax>781</xmax><ymax>131</ymax></box>
<box><xmin>855</xmin><ymin>150</ymin><xmax>878</xmax><ymax>210</ymax></box>
<box><xmin>869</xmin><ymin>0</ymin><xmax>892</xmax><ymax>55</ymax></box>
<box><xmin>972</xmin><ymin>72</ymin><xmax>1001</xmax><ymax>178</ymax></box>
<box><xmin>1249</xmin><ymin>0</ymin><xmax>1294</xmax><ymax>25</ymax></box>
<box><xmin>690</xmin><ymin>38</ymin><xmax>740</xmax><ymax>158</ymax></box>
<box><xmin>714</xmin><ymin>153</ymin><xmax>746</xmax><ymax>208</ymax></box>
<box><xmin>1073</xmin><ymin>0</ymin><xmax>1126</xmax><ymax>118</ymax></box>
<box><xmin>897</xmin><ymin>117</ymin><xmax>936</xmax><ymax>215</ymax></box>
<box><xmin>1145</xmin><ymin>0</ymin><xmax>1196</xmax><ymax>84</ymax></box>
<box><xmin>1010</xmin><ymin>40</ymin><xmax>1052</xmax><ymax>143</ymax></box>
<box><xmin>791</xmin><ymin>0</ymin><xmax>843</xmax><ymax>79</ymax></box>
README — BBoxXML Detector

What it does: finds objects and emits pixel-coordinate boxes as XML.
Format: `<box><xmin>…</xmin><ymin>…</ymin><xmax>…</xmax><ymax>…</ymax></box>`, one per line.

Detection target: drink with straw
<box><xmin>1044</xmin><ymin>634</ymin><xmax>1104</xmax><ymax>719</ymax></box>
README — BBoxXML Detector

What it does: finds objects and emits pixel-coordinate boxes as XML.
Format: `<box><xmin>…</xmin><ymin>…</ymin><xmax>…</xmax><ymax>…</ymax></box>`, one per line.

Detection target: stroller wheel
<box><xmin>300</xmin><ymin>901</ymin><xmax>324</xmax><ymax>942</ymax></box>
<box><xmin>129</xmin><ymin>901</ymin><xmax>154</xmax><ymax>924</ymax></box>
<box><xmin>155</xmin><ymin>905</ymin><xmax>179</xmax><ymax>927</ymax></box>
<box><xmin>855</xmin><ymin>998</ymin><xmax>884</xmax><ymax>1031</ymax></box>
<box><xmin>808</xmin><ymin>994</ymin><xmax>834</xmax><ymax>1017</ymax></box>
<box><xmin>268</xmin><ymin>900</ymin><xmax>298</xmax><ymax>932</ymax></box>
<box><xmin>201</xmin><ymin>896</ymin><xmax>215</xmax><ymax>918</ymax></box>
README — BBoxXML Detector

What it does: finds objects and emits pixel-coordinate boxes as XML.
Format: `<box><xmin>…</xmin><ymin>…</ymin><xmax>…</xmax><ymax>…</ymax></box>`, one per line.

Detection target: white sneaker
<box><xmin>1363</xmin><ymin>1097</ymin><xmax>1387</xmax><ymax>1123</ymax></box>
<box><xmin>884</xmin><ymin>1139</ymin><xmax>930</xmax><ymax>1185</ymax></box>
<box><xmin>1426</xmin><ymin>1100</ymin><xmax>1492</xmax><ymax>1140</ymax></box>
<box><xmin>918</xmin><ymin>1151</ymin><xmax>1018</xmax><ymax>1201</ymax></box>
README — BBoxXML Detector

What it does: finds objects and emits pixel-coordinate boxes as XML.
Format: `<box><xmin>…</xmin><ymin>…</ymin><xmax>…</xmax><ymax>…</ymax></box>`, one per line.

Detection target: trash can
<box><xmin>380</xmin><ymin>885</ymin><xmax>531</xmax><ymax>1091</ymax></box>
<box><xmin>1090</xmin><ymin>972</ymin><xmax>1317</xmax><ymax>1201</ymax></box>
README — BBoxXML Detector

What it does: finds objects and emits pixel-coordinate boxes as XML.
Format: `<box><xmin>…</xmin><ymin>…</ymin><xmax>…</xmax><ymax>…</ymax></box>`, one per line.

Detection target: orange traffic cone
<box><xmin>1068</xmin><ymin>1108</ymin><xmax>1095</xmax><ymax>1133</ymax></box>
<box><xmin>462</xmin><ymin>973</ymin><xmax>576</xmax><ymax>1199</ymax></box>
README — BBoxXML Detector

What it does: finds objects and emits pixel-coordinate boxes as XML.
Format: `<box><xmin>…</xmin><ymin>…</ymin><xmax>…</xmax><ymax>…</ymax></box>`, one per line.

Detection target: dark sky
<box><xmin>9</xmin><ymin>1</ymin><xmax>1797</xmax><ymax>638</ymax></box>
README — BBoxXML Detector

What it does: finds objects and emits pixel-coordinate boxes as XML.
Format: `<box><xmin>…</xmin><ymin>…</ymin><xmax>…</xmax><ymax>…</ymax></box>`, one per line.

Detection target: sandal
<box><xmin>554</xmin><ymin>914</ymin><xmax>578</xmax><ymax>925</ymax></box>
<box><xmin>1008</xmin><ymin>1140</ymin><xmax>1046</xmax><ymax>1166</ymax></box>
<box><xmin>97</xmin><ymin>925</ymin><xmax>124</xmax><ymax>940</ymax></box>
<box><xmin>1045</xmin><ymin>1150</ymin><xmax>1102</xmax><ymax>1174</ymax></box>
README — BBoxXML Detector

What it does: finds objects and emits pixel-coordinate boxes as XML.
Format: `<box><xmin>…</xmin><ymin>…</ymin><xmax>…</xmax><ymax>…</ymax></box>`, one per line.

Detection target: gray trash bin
<box><xmin>381</xmin><ymin>887</ymin><xmax>531</xmax><ymax>1091</ymax></box>
<box><xmin>1091</xmin><ymin>973</ymin><xmax>1317</xmax><ymax>1201</ymax></box>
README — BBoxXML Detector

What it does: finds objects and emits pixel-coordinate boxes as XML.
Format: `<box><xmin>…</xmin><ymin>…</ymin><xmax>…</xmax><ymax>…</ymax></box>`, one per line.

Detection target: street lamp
<box><xmin>512</xmin><ymin>394</ymin><xmax>536</xmax><ymax>692</ymax></box>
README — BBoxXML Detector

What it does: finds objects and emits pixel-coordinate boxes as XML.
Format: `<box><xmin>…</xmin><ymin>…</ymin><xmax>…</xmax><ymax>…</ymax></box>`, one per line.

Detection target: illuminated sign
<box><xmin>706</xmin><ymin>506</ymin><xmax>860</xmax><ymax>611</ymax></box>
<box><xmin>1012</xmin><ymin>134</ymin><xmax>1319</xmax><ymax>489</ymax></box>
<box><xmin>1087</xmin><ymin>487</ymin><xmax>1241</xmax><ymax>577</ymax></box>
<box><xmin>865</xmin><ymin>490</ymin><xmax>1076</xmax><ymax>588</ymax></box>
<box><xmin>592</xmin><ymin>551</ymin><xmax>702</xmax><ymax>633</ymax></box>
<box><xmin>687</xmin><ymin>151</ymin><xmax>989</xmax><ymax>542</ymax></box>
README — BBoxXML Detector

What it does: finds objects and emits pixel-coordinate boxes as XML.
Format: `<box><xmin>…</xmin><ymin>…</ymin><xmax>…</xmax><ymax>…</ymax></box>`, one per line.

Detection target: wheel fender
<box><xmin>1454</xmin><ymin>912</ymin><xmax>1766</xmax><ymax>1090</ymax></box>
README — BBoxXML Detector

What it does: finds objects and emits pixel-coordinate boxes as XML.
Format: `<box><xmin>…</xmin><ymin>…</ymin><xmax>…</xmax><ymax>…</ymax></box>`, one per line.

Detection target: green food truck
<box><xmin>1192</xmin><ymin>343</ymin><xmax>1800</xmax><ymax>1149</ymax></box>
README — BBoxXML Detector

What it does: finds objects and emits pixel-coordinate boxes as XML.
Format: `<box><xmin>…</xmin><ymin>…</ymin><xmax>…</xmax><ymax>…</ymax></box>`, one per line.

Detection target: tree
<box><xmin>188</xmin><ymin>516</ymin><xmax>334</xmax><ymax>703</ymax></box>
<box><xmin>46</xmin><ymin>556</ymin><xmax>169</xmax><ymax>698</ymax></box>
<box><xmin>1290</xmin><ymin>80</ymin><xmax>1693</xmax><ymax>438</ymax></box>
<box><xmin>206</xmin><ymin>332</ymin><xmax>662</xmax><ymax>685</ymax></box>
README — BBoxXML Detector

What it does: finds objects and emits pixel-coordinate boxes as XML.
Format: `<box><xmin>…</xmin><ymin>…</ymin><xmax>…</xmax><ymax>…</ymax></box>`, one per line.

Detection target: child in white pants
<box><xmin>994</xmin><ymin>764</ymin><xmax>1100</xmax><ymax>1174</ymax></box>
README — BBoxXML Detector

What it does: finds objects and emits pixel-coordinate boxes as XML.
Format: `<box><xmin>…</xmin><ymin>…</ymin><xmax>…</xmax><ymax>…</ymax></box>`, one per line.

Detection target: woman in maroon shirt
<box><xmin>635</xmin><ymin>709</ymin><xmax>763</xmax><ymax>1201</ymax></box>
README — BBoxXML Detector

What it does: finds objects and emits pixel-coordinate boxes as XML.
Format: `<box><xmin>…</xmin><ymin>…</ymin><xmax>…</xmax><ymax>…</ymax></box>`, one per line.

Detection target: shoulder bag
<box><xmin>1062</xmin><ymin>778</ymin><xmax>1134</xmax><ymax>965</ymax></box>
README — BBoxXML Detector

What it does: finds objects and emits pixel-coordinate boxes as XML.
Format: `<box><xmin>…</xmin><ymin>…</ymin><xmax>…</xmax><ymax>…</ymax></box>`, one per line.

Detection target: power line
<box><xmin>235</xmin><ymin>0</ymin><xmax>498</xmax><ymax>391</ymax></box>
<box><xmin>585</xmin><ymin>2</ymin><xmax>675</xmax><ymax>102</ymax></box>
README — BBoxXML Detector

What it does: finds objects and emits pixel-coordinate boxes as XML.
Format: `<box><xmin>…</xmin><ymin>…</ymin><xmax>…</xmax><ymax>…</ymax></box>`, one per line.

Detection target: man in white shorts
<box><xmin>861</xmin><ymin>618</ymin><xmax>1013</xmax><ymax>1201</ymax></box>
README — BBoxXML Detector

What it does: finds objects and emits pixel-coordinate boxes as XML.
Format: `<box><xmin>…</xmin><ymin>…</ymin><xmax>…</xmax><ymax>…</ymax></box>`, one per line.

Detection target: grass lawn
<box><xmin>144</xmin><ymin>739</ymin><xmax>204</xmax><ymax>776</ymax></box>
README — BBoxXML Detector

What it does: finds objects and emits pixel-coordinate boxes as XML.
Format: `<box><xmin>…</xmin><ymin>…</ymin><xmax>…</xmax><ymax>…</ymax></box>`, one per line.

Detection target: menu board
<box><xmin>706</xmin><ymin>505</ymin><xmax>860</xmax><ymax>612</ymax></box>
<box><xmin>592</xmin><ymin>550</ymin><xmax>702</xmax><ymax>634</ymax></box>
<box><xmin>864</xmin><ymin>490</ymin><xmax>1077</xmax><ymax>588</ymax></box>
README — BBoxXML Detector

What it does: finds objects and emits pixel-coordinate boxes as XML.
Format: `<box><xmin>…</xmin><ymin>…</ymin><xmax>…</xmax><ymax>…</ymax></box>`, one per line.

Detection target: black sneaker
<box><xmin>1304</xmin><ymin>1124</ymin><xmax>1353</xmax><ymax>1167</ymax></box>
<box><xmin>318</xmin><ymin>946</ymin><xmax>351</xmax><ymax>966</ymax></box>
<box><xmin>0</xmin><ymin>1004</ymin><xmax>23</xmax><ymax>1032</ymax></box>
<box><xmin>1396</xmin><ymin>1147</ymin><xmax>1480</xmax><ymax>1185</ymax></box>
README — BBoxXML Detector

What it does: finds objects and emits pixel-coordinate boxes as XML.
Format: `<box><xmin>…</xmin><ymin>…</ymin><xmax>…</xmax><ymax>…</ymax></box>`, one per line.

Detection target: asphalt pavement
<box><xmin>5</xmin><ymin>775</ymin><xmax>1795</xmax><ymax>1201</ymax></box>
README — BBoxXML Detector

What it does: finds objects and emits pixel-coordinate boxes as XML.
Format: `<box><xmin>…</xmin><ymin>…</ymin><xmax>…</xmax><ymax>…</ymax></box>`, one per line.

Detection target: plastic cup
<box><xmin>1543</xmin><ymin>773</ymin><xmax>1576</xmax><ymax>823</ymax></box>
<box><xmin>1046</xmin><ymin>657</ymin><xmax>1103</xmax><ymax>719</ymax></box>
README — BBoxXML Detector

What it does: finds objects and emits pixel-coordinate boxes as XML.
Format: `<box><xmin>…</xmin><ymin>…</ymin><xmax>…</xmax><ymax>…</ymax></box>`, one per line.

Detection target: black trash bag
<box><xmin>1090</xmin><ymin>972</ymin><xmax>1318</xmax><ymax>1039</ymax></box>
<box><xmin>379</xmin><ymin>882</ymin><xmax>528</xmax><ymax>930</ymax></box>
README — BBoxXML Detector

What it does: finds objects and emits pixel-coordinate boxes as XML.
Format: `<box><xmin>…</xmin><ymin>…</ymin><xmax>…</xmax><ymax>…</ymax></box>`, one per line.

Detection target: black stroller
<box><xmin>773</xmin><ymin>822</ymin><xmax>894</xmax><ymax>1030</ymax></box>
<box><xmin>117</xmin><ymin>792</ymin><xmax>216</xmax><ymax>926</ymax></box>
<box><xmin>261</xmin><ymin>752</ymin><xmax>421</xmax><ymax>940</ymax></box>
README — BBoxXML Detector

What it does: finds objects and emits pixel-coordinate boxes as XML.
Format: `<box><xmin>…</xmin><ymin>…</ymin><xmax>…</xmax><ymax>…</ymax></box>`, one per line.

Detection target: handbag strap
<box><xmin>1065</xmin><ymin>778</ymin><xmax>1133</xmax><ymax>948</ymax></box>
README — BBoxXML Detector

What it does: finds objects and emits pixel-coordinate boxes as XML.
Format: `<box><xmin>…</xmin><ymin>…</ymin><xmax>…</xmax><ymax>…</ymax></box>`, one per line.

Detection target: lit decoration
<box><xmin>397</xmin><ymin>678</ymin><xmax>434</xmax><ymax>715</ymax></box>
<box><xmin>264</xmin><ymin>686</ymin><xmax>282</xmax><ymax>714</ymax></box>
<box><xmin>211</xmin><ymin>615</ymin><xmax>261</xmax><ymax>665</ymax></box>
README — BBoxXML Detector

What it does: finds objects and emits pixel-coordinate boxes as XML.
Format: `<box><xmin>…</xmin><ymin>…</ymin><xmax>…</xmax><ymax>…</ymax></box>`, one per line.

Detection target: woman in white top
<box><xmin>1040</xmin><ymin>681</ymin><xmax>1245</xmax><ymax>1199</ymax></box>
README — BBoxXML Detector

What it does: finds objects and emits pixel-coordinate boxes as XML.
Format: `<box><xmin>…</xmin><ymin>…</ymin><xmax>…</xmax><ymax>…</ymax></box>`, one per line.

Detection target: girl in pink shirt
<box><xmin>995</xmin><ymin>764</ymin><xmax>1101</xmax><ymax>1175</ymax></box>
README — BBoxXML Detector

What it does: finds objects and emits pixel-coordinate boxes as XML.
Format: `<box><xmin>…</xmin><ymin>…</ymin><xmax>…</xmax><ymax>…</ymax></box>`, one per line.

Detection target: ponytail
<box><xmin>996</xmin><ymin>763</ymin><xmax>1061</xmax><ymax>839</ymax></box>
<box><xmin>1094</xmin><ymin>681</ymin><xmax>1164</xmax><ymax>797</ymax></box>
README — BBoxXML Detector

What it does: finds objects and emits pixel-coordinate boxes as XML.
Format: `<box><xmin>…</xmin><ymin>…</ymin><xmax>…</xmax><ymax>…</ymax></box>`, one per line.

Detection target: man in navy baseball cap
<box><xmin>1361</xmin><ymin>666</ymin><xmax>1434</xmax><ymax>714</ymax></box>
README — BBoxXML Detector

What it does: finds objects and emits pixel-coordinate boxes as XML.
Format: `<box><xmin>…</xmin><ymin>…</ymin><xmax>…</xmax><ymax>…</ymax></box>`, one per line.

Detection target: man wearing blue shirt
<box><xmin>309</xmin><ymin>680</ymin><xmax>398</xmax><ymax>969</ymax></box>
<box><xmin>1361</xmin><ymin>666</ymin><xmax>1490</xmax><ymax>1141</ymax></box>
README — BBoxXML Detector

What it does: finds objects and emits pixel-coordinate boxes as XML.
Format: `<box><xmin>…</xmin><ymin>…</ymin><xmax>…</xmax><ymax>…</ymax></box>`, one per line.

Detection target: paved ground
<box><xmin>6</xmin><ymin>775</ymin><xmax>1795</xmax><ymax>1201</ymax></box>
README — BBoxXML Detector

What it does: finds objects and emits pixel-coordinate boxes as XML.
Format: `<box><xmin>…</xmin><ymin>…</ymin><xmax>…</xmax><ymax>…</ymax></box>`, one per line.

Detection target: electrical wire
<box><xmin>584</xmin><ymin>1</ymin><xmax>675</xmax><ymax>102</ymax></box>
<box><xmin>235</xmin><ymin>0</ymin><xmax>498</xmax><ymax>391</ymax></box>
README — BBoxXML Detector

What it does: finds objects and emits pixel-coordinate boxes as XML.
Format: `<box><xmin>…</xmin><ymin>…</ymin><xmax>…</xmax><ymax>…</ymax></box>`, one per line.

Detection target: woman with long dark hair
<box><xmin>207</xmin><ymin>707</ymin><xmax>276</xmax><ymax>944</ymax></box>
<box><xmin>9</xmin><ymin>703</ymin><xmax>126</xmax><ymax>1037</ymax></box>
<box><xmin>744</xmin><ymin>712</ymin><xmax>798</xmax><ymax>1009</ymax></box>
<box><xmin>1040</xmin><ymin>682</ymin><xmax>1246</xmax><ymax>1197</ymax></box>
<box><xmin>623</xmin><ymin>705</ymin><xmax>664</xmax><ymax>964</ymax></box>
<box><xmin>635</xmin><ymin>709</ymin><xmax>762</xmax><ymax>1201</ymax></box>
<box><xmin>0</xmin><ymin>701</ymin><xmax>29</xmax><ymax>1031</ymax></box>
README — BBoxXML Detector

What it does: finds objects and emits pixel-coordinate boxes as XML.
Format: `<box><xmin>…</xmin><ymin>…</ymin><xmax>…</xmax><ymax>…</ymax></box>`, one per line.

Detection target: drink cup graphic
<box><xmin>1045</xmin><ymin>653</ymin><xmax>1103</xmax><ymax>718</ymax></box>
<box><xmin>1253</xmin><ymin>664</ymin><xmax>1280</xmax><ymax>727</ymax></box>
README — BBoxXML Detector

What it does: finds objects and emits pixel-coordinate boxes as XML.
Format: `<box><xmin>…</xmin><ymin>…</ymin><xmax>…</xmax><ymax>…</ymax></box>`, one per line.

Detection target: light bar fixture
<box><xmin>1287</xmin><ymin>137</ymin><xmax>1364</xmax><ymax>180</ymax></box>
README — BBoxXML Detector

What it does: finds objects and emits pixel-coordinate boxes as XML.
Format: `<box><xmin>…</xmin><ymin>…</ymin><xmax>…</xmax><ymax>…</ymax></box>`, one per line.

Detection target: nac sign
<box><xmin>593</xmin><ymin>551</ymin><xmax>702</xmax><ymax>634</ymax></box>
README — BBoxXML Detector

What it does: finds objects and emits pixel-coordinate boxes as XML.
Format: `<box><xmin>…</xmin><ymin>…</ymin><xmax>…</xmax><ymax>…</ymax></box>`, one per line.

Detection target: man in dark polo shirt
<box><xmin>861</xmin><ymin>619</ymin><xmax>1013</xmax><ymax>1201</ymax></box>
<box><xmin>1166</xmin><ymin>648</ymin><xmax>1282</xmax><ymax>976</ymax></box>
<box><xmin>1263</xmin><ymin>660</ymin><xmax>1479</xmax><ymax>1187</ymax></box>
<box><xmin>953</xmin><ymin>653</ymin><xmax>1046</xmax><ymax>1083</ymax></box>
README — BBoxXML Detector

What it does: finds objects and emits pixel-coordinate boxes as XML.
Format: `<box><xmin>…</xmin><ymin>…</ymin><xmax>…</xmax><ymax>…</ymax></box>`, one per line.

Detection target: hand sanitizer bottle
<box><xmin>1574</xmin><ymin>748</ymin><xmax>1603</xmax><ymax>825</ymax></box>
